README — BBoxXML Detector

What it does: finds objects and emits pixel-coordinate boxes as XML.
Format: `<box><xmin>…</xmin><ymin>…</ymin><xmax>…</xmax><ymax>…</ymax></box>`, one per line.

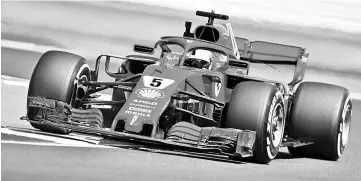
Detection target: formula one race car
<box><xmin>23</xmin><ymin>11</ymin><xmax>352</xmax><ymax>164</ymax></box>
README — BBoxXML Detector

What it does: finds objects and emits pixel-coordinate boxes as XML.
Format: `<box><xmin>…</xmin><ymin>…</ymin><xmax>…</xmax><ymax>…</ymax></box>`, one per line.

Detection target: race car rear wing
<box><xmin>235</xmin><ymin>37</ymin><xmax>309</xmax><ymax>88</ymax></box>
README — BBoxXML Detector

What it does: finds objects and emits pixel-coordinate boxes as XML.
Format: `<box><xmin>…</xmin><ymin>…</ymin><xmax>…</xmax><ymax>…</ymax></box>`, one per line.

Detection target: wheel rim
<box><xmin>341</xmin><ymin>103</ymin><xmax>352</xmax><ymax>147</ymax></box>
<box><xmin>337</xmin><ymin>99</ymin><xmax>352</xmax><ymax>156</ymax></box>
<box><xmin>71</xmin><ymin>66</ymin><xmax>90</xmax><ymax>108</ymax></box>
<box><xmin>270</xmin><ymin>103</ymin><xmax>284</xmax><ymax>147</ymax></box>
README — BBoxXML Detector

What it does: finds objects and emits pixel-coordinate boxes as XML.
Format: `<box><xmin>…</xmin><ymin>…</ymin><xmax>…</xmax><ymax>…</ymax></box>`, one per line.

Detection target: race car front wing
<box><xmin>24</xmin><ymin>96</ymin><xmax>256</xmax><ymax>158</ymax></box>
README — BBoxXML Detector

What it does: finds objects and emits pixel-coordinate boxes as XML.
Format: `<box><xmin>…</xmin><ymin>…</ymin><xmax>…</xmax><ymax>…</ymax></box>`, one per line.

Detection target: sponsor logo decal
<box><xmin>126</xmin><ymin>99</ymin><xmax>157</xmax><ymax>119</ymax></box>
<box><xmin>214</xmin><ymin>82</ymin><xmax>221</xmax><ymax>97</ymax></box>
<box><xmin>130</xmin><ymin>103</ymin><xmax>156</xmax><ymax>110</ymax></box>
<box><xmin>125</xmin><ymin>110</ymin><xmax>151</xmax><ymax>118</ymax></box>
<box><xmin>133</xmin><ymin>99</ymin><xmax>158</xmax><ymax>106</ymax></box>
<box><xmin>143</xmin><ymin>76</ymin><xmax>175</xmax><ymax>89</ymax></box>
<box><xmin>130</xmin><ymin>115</ymin><xmax>139</xmax><ymax>126</ymax></box>
<box><xmin>166</xmin><ymin>54</ymin><xmax>179</xmax><ymax>60</ymax></box>
<box><xmin>129</xmin><ymin>107</ymin><xmax>152</xmax><ymax>113</ymax></box>
<box><xmin>135</xmin><ymin>88</ymin><xmax>164</xmax><ymax>100</ymax></box>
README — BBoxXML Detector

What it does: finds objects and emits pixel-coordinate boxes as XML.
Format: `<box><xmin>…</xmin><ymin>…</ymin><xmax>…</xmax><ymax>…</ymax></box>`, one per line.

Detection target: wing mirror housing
<box><xmin>212</xmin><ymin>76</ymin><xmax>222</xmax><ymax>83</ymax></box>
<box><xmin>202</xmin><ymin>74</ymin><xmax>222</xmax><ymax>83</ymax></box>
<box><xmin>133</xmin><ymin>44</ymin><xmax>154</xmax><ymax>55</ymax></box>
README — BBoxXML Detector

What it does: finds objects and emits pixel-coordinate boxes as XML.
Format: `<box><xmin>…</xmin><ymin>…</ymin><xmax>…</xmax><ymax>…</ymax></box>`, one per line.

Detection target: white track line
<box><xmin>1</xmin><ymin>128</ymin><xmax>115</xmax><ymax>148</ymax></box>
<box><xmin>1</xmin><ymin>127</ymin><xmax>101</xmax><ymax>145</ymax></box>
<box><xmin>1</xmin><ymin>140</ymin><xmax>112</xmax><ymax>148</ymax></box>
<box><xmin>1</xmin><ymin>128</ymin><xmax>136</xmax><ymax>148</ymax></box>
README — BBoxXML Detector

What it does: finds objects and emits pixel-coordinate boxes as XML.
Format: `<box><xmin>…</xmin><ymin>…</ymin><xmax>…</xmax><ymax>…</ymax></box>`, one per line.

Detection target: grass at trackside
<box><xmin>1</xmin><ymin>1</ymin><xmax>360</xmax><ymax>92</ymax></box>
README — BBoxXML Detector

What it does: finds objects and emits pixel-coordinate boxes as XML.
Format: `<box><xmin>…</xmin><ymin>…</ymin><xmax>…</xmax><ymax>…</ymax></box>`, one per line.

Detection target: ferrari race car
<box><xmin>23</xmin><ymin>11</ymin><xmax>352</xmax><ymax>164</ymax></box>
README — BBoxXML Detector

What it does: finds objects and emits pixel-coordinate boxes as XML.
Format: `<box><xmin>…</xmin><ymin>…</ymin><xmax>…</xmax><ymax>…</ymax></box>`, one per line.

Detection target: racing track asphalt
<box><xmin>2</xmin><ymin>48</ymin><xmax>361</xmax><ymax>181</ymax></box>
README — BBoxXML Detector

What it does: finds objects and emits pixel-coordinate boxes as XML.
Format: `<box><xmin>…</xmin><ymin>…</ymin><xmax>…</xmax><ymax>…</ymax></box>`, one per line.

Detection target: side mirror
<box><xmin>134</xmin><ymin>44</ymin><xmax>154</xmax><ymax>54</ymax></box>
<box><xmin>212</xmin><ymin>76</ymin><xmax>222</xmax><ymax>83</ymax></box>
<box><xmin>202</xmin><ymin>74</ymin><xmax>222</xmax><ymax>83</ymax></box>
<box><xmin>96</xmin><ymin>55</ymin><xmax>129</xmax><ymax>79</ymax></box>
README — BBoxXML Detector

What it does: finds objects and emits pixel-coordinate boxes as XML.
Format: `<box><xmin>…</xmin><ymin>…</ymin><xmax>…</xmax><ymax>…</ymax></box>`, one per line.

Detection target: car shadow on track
<box><xmin>107</xmin><ymin>142</ymin><xmax>299</xmax><ymax>165</ymax></box>
<box><xmin>5</xmin><ymin>126</ymin><xmax>300</xmax><ymax>164</ymax></box>
<box><xmin>111</xmin><ymin>144</ymin><xmax>246</xmax><ymax>164</ymax></box>
<box><xmin>275</xmin><ymin>152</ymin><xmax>295</xmax><ymax>159</ymax></box>
<box><xmin>98</xmin><ymin>137</ymin><xmax>304</xmax><ymax>164</ymax></box>
<box><xmin>275</xmin><ymin>151</ymin><xmax>337</xmax><ymax>161</ymax></box>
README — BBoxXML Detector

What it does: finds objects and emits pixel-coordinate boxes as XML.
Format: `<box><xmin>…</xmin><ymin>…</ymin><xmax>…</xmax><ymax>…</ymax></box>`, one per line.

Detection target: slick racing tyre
<box><xmin>288</xmin><ymin>82</ymin><xmax>352</xmax><ymax>161</ymax></box>
<box><xmin>224</xmin><ymin>81</ymin><xmax>285</xmax><ymax>164</ymax></box>
<box><xmin>27</xmin><ymin>50</ymin><xmax>91</xmax><ymax>134</ymax></box>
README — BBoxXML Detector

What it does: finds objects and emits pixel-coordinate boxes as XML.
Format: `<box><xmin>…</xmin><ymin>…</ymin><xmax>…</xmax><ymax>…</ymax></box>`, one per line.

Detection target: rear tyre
<box><xmin>27</xmin><ymin>50</ymin><xmax>91</xmax><ymax>134</ymax></box>
<box><xmin>224</xmin><ymin>81</ymin><xmax>285</xmax><ymax>164</ymax></box>
<box><xmin>288</xmin><ymin>82</ymin><xmax>352</xmax><ymax>160</ymax></box>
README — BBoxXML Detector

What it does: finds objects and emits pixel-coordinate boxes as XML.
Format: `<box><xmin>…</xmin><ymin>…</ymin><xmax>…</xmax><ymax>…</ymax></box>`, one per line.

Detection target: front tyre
<box><xmin>27</xmin><ymin>50</ymin><xmax>91</xmax><ymax>134</ymax></box>
<box><xmin>224</xmin><ymin>81</ymin><xmax>285</xmax><ymax>164</ymax></box>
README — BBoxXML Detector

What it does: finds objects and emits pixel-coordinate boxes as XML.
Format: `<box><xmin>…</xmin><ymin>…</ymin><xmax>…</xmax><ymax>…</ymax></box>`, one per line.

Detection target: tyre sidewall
<box><xmin>27</xmin><ymin>51</ymin><xmax>90</xmax><ymax>134</ymax></box>
<box><xmin>28</xmin><ymin>51</ymin><xmax>90</xmax><ymax>106</ymax></box>
<box><xmin>331</xmin><ymin>92</ymin><xmax>352</xmax><ymax>158</ymax></box>
<box><xmin>69</xmin><ymin>61</ymin><xmax>90</xmax><ymax>107</ymax></box>
<box><xmin>224</xmin><ymin>81</ymin><xmax>285</xmax><ymax>163</ymax></box>
<box><xmin>289</xmin><ymin>82</ymin><xmax>352</xmax><ymax>160</ymax></box>
<box><xmin>257</xmin><ymin>88</ymin><xmax>285</xmax><ymax>162</ymax></box>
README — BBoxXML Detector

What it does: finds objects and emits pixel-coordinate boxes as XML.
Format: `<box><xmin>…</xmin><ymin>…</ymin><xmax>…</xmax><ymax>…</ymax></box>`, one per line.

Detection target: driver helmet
<box><xmin>186</xmin><ymin>49</ymin><xmax>213</xmax><ymax>69</ymax></box>
<box><xmin>187</xmin><ymin>49</ymin><xmax>212</xmax><ymax>62</ymax></box>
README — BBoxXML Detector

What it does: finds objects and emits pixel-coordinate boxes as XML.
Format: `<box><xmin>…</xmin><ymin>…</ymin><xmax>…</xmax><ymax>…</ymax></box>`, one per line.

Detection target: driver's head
<box><xmin>184</xmin><ymin>49</ymin><xmax>214</xmax><ymax>69</ymax></box>
<box><xmin>187</xmin><ymin>49</ymin><xmax>212</xmax><ymax>63</ymax></box>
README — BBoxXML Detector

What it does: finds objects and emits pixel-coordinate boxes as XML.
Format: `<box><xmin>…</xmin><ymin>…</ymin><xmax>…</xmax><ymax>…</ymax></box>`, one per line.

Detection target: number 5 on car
<box><xmin>143</xmin><ymin>75</ymin><xmax>175</xmax><ymax>89</ymax></box>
